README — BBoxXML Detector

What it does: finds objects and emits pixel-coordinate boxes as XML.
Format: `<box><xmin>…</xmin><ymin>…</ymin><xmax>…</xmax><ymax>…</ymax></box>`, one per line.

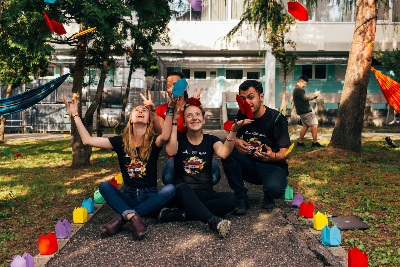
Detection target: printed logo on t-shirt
<box><xmin>183</xmin><ymin>156</ymin><xmax>205</xmax><ymax>174</ymax></box>
<box><xmin>246</xmin><ymin>137</ymin><xmax>263</xmax><ymax>153</ymax></box>
<box><xmin>125</xmin><ymin>159</ymin><xmax>147</xmax><ymax>179</ymax></box>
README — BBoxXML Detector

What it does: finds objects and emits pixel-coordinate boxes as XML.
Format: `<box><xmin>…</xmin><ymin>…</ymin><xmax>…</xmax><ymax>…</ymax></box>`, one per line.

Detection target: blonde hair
<box><xmin>122</xmin><ymin>105</ymin><xmax>154</xmax><ymax>162</ymax></box>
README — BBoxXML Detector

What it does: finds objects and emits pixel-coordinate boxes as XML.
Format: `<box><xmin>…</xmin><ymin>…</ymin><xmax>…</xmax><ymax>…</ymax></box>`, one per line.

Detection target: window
<box><xmin>194</xmin><ymin>71</ymin><xmax>206</xmax><ymax>79</ymax></box>
<box><xmin>314</xmin><ymin>0</ymin><xmax>352</xmax><ymax>22</ymax></box>
<box><xmin>394</xmin><ymin>0</ymin><xmax>400</xmax><ymax>22</ymax></box>
<box><xmin>301</xmin><ymin>65</ymin><xmax>327</xmax><ymax>80</ymax></box>
<box><xmin>247</xmin><ymin>72</ymin><xmax>260</xmax><ymax>79</ymax></box>
<box><xmin>231</xmin><ymin>0</ymin><xmax>244</xmax><ymax>20</ymax></box>
<box><xmin>210</xmin><ymin>71</ymin><xmax>217</xmax><ymax>79</ymax></box>
<box><xmin>315</xmin><ymin>65</ymin><xmax>327</xmax><ymax>79</ymax></box>
<box><xmin>301</xmin><ymin>65</ymin><xmax>313</xmax><ymax>79</ymax></box>
<box><xmin>334</xmin><ymin>65</ymin><xmax>347</xmax><ymax>81</ymax></box>
<box><xmin>182</xmin><ymin>69</ymin><xmax>190</xmax><ymax>78</ymax></box>
<box><xmin>226</xmin><ymin>70</ymin><xmax>243</xmax><ymax>79</ymax></box>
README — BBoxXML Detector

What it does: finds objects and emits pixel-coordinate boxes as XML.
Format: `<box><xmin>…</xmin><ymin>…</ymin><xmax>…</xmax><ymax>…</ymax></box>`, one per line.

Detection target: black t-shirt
<box><xmin>108</xmin><ymin>136</ymin><xmax>163</xmax><ymax>189</ymax></box>
<box><xmin>173</xmin><ymin>133</ymin><xmax>221</xmax><ymax>191</ymax></box>
<box><xmin>236</xmin><ymin>106</ymin><xmax>291</xmax><ymax>174</ymax></box>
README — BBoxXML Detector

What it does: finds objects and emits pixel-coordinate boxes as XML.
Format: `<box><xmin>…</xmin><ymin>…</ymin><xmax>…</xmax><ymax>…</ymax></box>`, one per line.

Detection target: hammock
<box><xmin>0</xmin><ymin>74</ymin><xmax>69</xmax><ymax>116</ymax></box>
<box><xmin>371</xmin><ymin>68</ymin><xmax>400</xmax><ymax>113</ymax></box>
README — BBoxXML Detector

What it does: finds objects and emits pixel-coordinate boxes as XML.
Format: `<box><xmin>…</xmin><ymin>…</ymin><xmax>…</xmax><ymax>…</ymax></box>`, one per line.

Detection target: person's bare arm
<box><xmin>213</xmin><ymin>119</ymin><xmax>253</xmax><ymax>159</ymax></box>
<box><xmin>59</xmin><ymin>98</ymin><xmax>113</xmax><ymax>149</ymax></box>
<box><xmin>165</xmin><ymin>106</ymin><xmax>182</xmax><ymax>156</ymax></box>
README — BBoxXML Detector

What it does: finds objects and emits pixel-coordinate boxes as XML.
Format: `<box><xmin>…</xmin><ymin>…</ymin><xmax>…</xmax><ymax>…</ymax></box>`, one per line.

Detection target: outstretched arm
<box><xmin>155</xmin><ymin>97</ymin><xmax>178</xmax><ymax>147</ymax></box>
<box><xmin>59</xmin><ymin>98</ymin><xmax>113</xmax><ymax>149</ymax></box>
<box><xmin>213</xmin><ymin>119</ymin><xmax>253</xmax><ymax>159</ymax></box>
<box><xmin>165</xmin><ymin>106</ymin><xmax>181</xmax><ymax>156</ymax></box>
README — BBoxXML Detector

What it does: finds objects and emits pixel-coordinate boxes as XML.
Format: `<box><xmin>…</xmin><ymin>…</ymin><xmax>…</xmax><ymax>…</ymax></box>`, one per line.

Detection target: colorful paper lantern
<box><xmin>82</xmin><ymin>198</ymin><xmax>95</xmax><ymax>213</ymax></box>
<box><xmin>292</xmin><ymin>193</ymin><xmax>304</xmax><ymax>208</ymax></box>
<box><xmin>73</xmin><ymin>207</ymin><xmax>88</xmax><ymax>224</ymax></box>
<box><xmin>44</xmin><ymin>0</ymin><xmax>56</xmax><ymax>3</ymax></box>
<box><xmin>299</xmin><ymin>201</ymin><xmax>314</xmax><ymax>218</ymax></box>
<box><xmin>64</xmin><ymin>134</ymin><xmax>68</xmax><ymax>138</ymax></box>
<box><xmin>3</xmin><ymin>149</ymin><xmax>9</xmax><ymax>155</ymax></box>
<box><xmin>109</xmin><ymin>178</ymin><xmax>118</xmax><ymax>189</ymax></box>
<box><xmin>189</xmin><ymin>0</ymin><xmax>202</xmax><ymax>11</ymax></box>
<box><xmin>236</xmin><ymin>94</ymin><xmax>253</xmax><ymax>119</ymax></box>
<box><xmin>71</xmin><ymin>27</ymin><xmax>96</xmax><ymax>38</ymax></box>
<box><xmin>55</xmin><ymin>219</ymin><xmax>71</xmax><ymax>238</ymax></box>
<box><xmin>313</xmin><ymin>211</ymin><xmax>328</xmax><ymax>230</ymax></box>
<box><xmin>172</xmin><ymin>78</ymin><xmax>188</xmax><ymax>97</ymax></box>
<box><xmin>285</xmin><ymin>143</ymin><xmax>295</xmax><ymax>156</ymax></box>
<box><xmin>284</xmin><ymin>186</ymin><xmax>293</xmax><ymax>200</ymax></box>
<box><xmin>49</xmin><ymin>19</ymin><xmax>66</xmax><ymax>35</ymax></box>
<box><xmin>94</xmin><ymin>190</ymin><xmax>104</xmax><ymax>204</ymax></box>
<box><xmin>10</xmin><ymin>255</ymin><xmax>26</xmax><ymax>267</ymax></box>
<box><xmin>348</xmin><ymin>247</ymin><xmax>368</xmax><ymax>267</ymax></box>
<box><xmin>288</xmin><ymin>2</ymin><xmax>309</xmax><ymax>21</ymax></box>
<box><xmin>223</xmin><ymin>121</ymin><xmax>233</xmax><ymax>131</ymax></box>
<box><xmin>321</xmin><ymin>225</ymin><xmax>341</xmax><ymax>246</ymax></box>
<box><xmin>115</xmin><ymin>173</ymin><xmax>123</xmax><ymax>184</ymax></box>
<box><xmin>16</xmin><ymin>153</ymin><xmax>22</xmax><ymax>158</ymax></box>
<box><xmin>101</xmin><ymin>157</ymin><xmax>108</xmax><ymax>162</ymax></box>
<box><xmin>38</xmin><ymin>232</ymin><xmax>58</xmax><ymax>255</ymax></box>
<box><xmin>21</xmin><ymin>252</ymin><xmax>34</xmax><ymax>267</ymax></box>
<box><xmin>43</xmin><ymin>11</ymin><xmax>53</xmax><ymax>33</ymax></box>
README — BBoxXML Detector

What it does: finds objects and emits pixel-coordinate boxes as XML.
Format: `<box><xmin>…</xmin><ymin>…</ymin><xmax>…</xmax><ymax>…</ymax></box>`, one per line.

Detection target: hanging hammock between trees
<box><xmin>371</xmin><ymin>67</ymin><xmax>400</xmax><ymax>113</ymax></box>
<box><xmin>0</xmin><ymin>74</ymin><xmax>70</xmax><ymax>116</ymax></box>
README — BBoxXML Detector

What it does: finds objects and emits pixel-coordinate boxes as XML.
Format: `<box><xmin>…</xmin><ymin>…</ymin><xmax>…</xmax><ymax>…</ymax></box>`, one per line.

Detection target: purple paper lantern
<box><xmin>22</xmin><ymin>252</ymin><xmax>34</xmax><ymax>267</ymax></box>
<box><xmin>55</xmin><ymin>219</ymin><xmax>71</xmax><ymax>239</ymax></box>
<box><xmin>190</xmin><ymin>0</ymin><xmax>202</xmax><ymax>11</ymax></box>
<box><xmin>10</xmin><ymin>255</ymin><xmax>25</xmax><ymax>267</ymax></box>
<box><xmin>292</xmin><ymin>193</ymin><xmax>304</xmax><ymax>208</ymax></box>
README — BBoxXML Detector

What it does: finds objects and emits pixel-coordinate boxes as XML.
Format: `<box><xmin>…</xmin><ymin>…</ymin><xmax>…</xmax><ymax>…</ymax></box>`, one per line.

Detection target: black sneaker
<box><xmin>385</xmin><ymin>137</ymin><xmax>399</xmax><ymax>148</ymax></box>
<box><xmin>207</xmin><ymin>215</ymin><xmax>231</xmax><ymax>238</ymax></box>
<box><xmin>311</xmin><ymin>142</ymin><xmax>325</xmax><ymax>148</ymax></box>
<box><xmin>297</xmin><ymin>142</ymin><xmax>305</xmax><ymax>147</ymax></box>
<box><xmin>233</xmin><ymin>200</ymin><xmax>248</xmax><ymax>215</ymax></box>
<box><xmin>158</xmin><ymin>207</ymin><xmax>185</xmax><ymax>222</ymax></box>
<box><xmin>262</xmin><ymin>197</ymin><xmax>275</xmax><ymax>209</ymax></box>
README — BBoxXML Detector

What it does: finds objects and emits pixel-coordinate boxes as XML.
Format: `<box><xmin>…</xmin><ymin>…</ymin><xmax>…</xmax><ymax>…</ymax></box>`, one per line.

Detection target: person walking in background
<box><xmin>292</xmin><ymin>75</ymin><xmax>324</xmax><ymax>148</ymax></box>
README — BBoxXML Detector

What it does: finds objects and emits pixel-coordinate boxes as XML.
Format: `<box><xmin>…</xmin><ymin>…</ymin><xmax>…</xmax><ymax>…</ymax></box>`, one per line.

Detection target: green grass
<box><xmin>0</xmin><ymin>139</ymin><xmax>119</xmax><ymax>266</ymax></box>
<box><xmin>288</xmin><ymin>137</ymin><xmax>400</xmax><ymax>266</ymax></box>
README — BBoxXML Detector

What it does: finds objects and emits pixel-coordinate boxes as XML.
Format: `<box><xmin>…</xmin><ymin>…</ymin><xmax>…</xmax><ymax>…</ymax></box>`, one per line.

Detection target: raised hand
<box><xmin>173</xmin><ymin>105</ymin><xmax>182</xmax><ymax>123</ymax></box>
<box><xmin>193</xmin><ymin>88</ymin><xmax>203</xmax><ymax>100</ymax></box>
<box><xmin>59</xmin><ymin>97</ymin><xmax>78</xmax><ymax>116</ymax></box>
<box><xmin>231</xmin><ymin>119</ymin><xmax>253</xmax><ymax>132</ymax></box>
<box><xmin>140</xmin><ymin>91</ymin><xmax>156</xmax><ymax>112</ymax></box>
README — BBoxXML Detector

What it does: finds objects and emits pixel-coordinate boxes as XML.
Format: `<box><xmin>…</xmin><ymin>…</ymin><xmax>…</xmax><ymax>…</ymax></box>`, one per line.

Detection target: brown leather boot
<box><xmin>100</xmin><ymin>214</ymin><xmax>127</xmax><ymax>235</ymax></box>
<box><xmin>128</xmin><ymin>214</ymin><xmax>147</xmax><ymax>240</ymax></box>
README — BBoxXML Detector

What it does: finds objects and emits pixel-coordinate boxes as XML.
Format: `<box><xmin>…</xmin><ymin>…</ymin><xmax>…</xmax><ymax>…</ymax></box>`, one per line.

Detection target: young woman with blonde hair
<box><xmin>60</xmin><ymin>92</ymin><xmax>177</xmax><ymax>240</ymax></box>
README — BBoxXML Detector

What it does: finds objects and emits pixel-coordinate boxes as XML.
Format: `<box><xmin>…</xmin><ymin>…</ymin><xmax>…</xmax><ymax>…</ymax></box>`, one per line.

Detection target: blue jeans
<box><xmin>98</xmin><ymin>182</ymin><xmax>176</xmax><ymax>219</ymax></box>
<box><xmin>162</xmin><ymin>158</ymin><xmax>221</xmax><ymax>185</ymax></box>
<box><xmin>221</xmin><ymin>149</ymin><xmax>287</xmax><ymax>202</ymax></box>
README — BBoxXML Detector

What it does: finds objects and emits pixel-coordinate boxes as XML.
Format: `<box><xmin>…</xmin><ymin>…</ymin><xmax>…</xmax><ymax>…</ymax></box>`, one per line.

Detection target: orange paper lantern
<box><xmin>371</xmin><ymin>67</ymin><xmax>400</xmax><ymax>113</ymax></box>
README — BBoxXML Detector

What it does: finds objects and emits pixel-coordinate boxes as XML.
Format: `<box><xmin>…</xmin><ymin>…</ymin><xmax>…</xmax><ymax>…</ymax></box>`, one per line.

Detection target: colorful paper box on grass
<box><xmin>348</xmin><ymin>247</ymin><xmax>368</xmax><ymax>267</ymax></box>
<box><xmin>101</xmin><ymin>157</ymin><xmax>108</xmax><ymax>162</ymax></box>
<box><xmin>299</xmin><ymin>201</ymin><xmax>314</xmax><ymax>218</ymax></box>
<box><xmin>16</xmin><ymin>153</ymin><xmax>23</xmax><ymax>158</ymax></box>
<box><xmin>38</xmin><ymin>232</ymin><xmax>58</xmax><ymax>255</ymax></box>
<box><xmin>321</xmin><ymin>225</ymin><xmax>341</xmax><ymax>246</ymax></box>
<box><xmin>284</xmin><ymin>186</ymin><xmax>293</xmax><ymax>200</ymax></box>
<box><xmin>115</xmin><ymin>173</ymin><xmax>123</xmax><ymax>184</ymax></box>
<box><xmin>94</xmin><ymin>190</ymin><xmax>104</xmax><ymax>204</ymax></box>
<box><xmin>82</xmin><ymin>198</ymin><xmax>95</xmax><ymax>213</ymax></box>
<box><xmin>73</xmin><ymin>207</ymin><xmax>88</xmax><ymax>224</ymax></box>
<box><xmin>109</xmin><ymin>178</ymin><xmax>118</xmax><ymax>189</ymax></box>
<box><xmin>44</xmin><ymin>0</ymin><xmax>56</xmax><ymax>3</ymax></box>
<box><xmin>292</xmin><ymin>193</ymin><xmax>304</xmax><ymax>208</ymax></box>
<box><xmin>55</xmin><ymin>219</ymin><xmax>71</xmax><ymax>238</ymax></box>
<box><xmin>10</xmin><ymin>252</ymin><xmax>34</xmax><ymax>267</ymax></box>
<box><xmin>3</xmin><ymin>149</ymin><xmax>9</xmax><ymax>155</ymax></box>
<box><xmin>313</xmin><ymin>211</ymin><xmax>328</xmax><ymax>230</ymax></box>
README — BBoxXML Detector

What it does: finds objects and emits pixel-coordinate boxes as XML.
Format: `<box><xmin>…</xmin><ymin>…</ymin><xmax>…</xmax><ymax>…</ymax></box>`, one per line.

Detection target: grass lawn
<box><xmin>1</xmin><ymin>137</ymin><xmax>400</xmax><ymax>266</ymax></box>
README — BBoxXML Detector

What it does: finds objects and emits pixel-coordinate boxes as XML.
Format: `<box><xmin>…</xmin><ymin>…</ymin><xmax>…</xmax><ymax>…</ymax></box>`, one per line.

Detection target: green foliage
<box><xmin>0</xmin><ymin>0</ymin><xmax>53</xmax><ymax>89</ymax></box>
<box><xmin>374</xmin><ymin>48</ymin><xmax>400</xmax><ymax>82</ymax></box>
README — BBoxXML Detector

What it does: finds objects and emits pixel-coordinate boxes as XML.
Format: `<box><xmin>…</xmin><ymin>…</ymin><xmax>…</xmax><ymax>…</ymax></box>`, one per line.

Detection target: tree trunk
<box><xmin>280</xmin><ymin>71</ymin><xmax>287</xmax><ymax>116</ymax></box>
<box><xmin>85</xmin><ymin>43</ymin><xmax>110</xmax><ymax>136</ymax></box>
<box><xmin>0</xmin><ymin>85</ymin><xmax>13</xmax><ymax>142</ymax></box>
<box><xmin>97</xmin><ymin>94</ymin><xmax>103</xmax><ymax>137</ymax></box>
<box><xmin>71</xmin><ymin>25</ymin><xmax>90</xmax><ymax>167</ymax></box>
<box><xmin>328</xmin><ymin>0</ymin><xmax>377</xmax><ymax>152</ymax></box>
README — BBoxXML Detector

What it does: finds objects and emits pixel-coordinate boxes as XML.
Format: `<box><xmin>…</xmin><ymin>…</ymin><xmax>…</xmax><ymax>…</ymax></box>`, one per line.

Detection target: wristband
<box><xmin>166</xmin><ymin>106</ymin><xmax>174</xmax><ymax>113</ymax></box>
<box><xmin>226</xmin><ymin>137</ymin><xmax>235</xmax><ymax>141</ymax></box>
<box><xmin>73</xmin><ymin>114</ymin><xmax>79</xmax><ymax>119</ymax></box>
<box><xmin>166</xmin><ymin>112</ymin><xmax>174</xmax><ymax>116</ymax></box>
<box><xmin>172</xmin><ymin>122</ymin><xmax>178</xmax><ymax>126</ymax></box>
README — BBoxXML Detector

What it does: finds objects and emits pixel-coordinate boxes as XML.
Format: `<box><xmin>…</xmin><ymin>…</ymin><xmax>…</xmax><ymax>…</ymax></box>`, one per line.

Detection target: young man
<box><xmin>292</xmin><ymin>75</ymin><xmax>324</xmax><ymax>147</ymax></box>
<box><xmin>221</xmin><ymin>80</ymin><xmax>291</xmax><ymax>215</ymax></box>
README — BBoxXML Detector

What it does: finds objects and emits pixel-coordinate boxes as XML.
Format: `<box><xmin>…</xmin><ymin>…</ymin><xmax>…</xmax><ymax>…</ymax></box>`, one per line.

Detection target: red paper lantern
<box><xmin>50</xmin><ymin>20</ymin><xmax>66</xmax><ymax>35</ymax></box>
<box><xmin>42</xmin><ymin>11</ymin><xmax>54</xmax><ymax>33</ymax></box>
<box><xmin>236</xmin><ymin>94</ymin><xmax>253</xmax><ymax>119</ymax></box>
<box><xmin>38</xmin><ymin>232</ymin><xmax>58</xmax><ymax>255</ymax></box>
<box><xmin>299</xmin><ymin>201</ymin><xmax>314</xmax><ymax>218</ymax></box>
<box><xmin>16</xmin><ymin>153</ymin><xmax>22</xmax><ymax>158</ymax></box>
<box><xmin>288</xmin><ymin>2</ymin><xmax>309</xmax><ymax>21</ymax></box>
<box><xmin>348</xmin><ymin>247</ymin><xmax>368</xmax><ymax>267</ymax></box>
<box><xmin>109</xmin><ymin>178</ymin><xmax>118</xmax><ymax>189</ymax></box>
<box><xmin>223</xmin><ymin>121</ymin><xmax>233</xmax><ymax>131</ymax></box>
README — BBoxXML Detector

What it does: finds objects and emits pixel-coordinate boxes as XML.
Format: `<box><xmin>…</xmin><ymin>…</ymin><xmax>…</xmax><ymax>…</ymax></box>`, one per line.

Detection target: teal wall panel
<box><xmin>327</xmin><ymin>65</ymin><xmax>334</xmax><ymax>81</ymax></box>
<box><xmin>294</xmin><ymin>65</ymin><xmax>301</xmax><ymax>81</ymax></box>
